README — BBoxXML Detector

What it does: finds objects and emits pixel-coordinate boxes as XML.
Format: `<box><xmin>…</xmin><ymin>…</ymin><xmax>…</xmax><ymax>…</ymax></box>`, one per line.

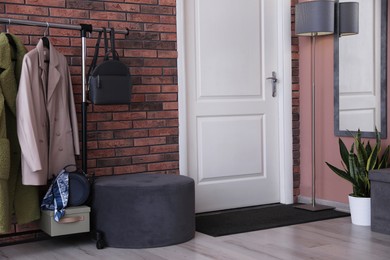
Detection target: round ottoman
<box><xmin>91</xmin><ymin>173</ymin><xmax>195</xmax><ymax>248</ymax></box>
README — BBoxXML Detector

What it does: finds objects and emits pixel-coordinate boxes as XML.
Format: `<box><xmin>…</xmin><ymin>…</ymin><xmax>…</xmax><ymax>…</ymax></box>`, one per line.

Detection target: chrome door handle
<box><xmin>266</xmin><ymin>71</ymin><xmax>278</xmax><ymax>97</ymax></box>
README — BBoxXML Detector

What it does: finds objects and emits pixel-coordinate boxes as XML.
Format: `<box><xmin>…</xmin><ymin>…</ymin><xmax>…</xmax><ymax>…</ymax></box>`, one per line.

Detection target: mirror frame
<box><xmin>334</xmin><ymin>0</ymin><xmax>388</xmax><ymax>138</ymax></box>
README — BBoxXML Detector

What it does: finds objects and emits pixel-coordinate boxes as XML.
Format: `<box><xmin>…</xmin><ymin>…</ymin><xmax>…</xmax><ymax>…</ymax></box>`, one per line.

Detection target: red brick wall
<box><xmin>0</xmin><ymin>0</ymin><xmax>178</xmax><ymax>245</ymax></box>
<box><xmin>291</xmin><ymin>0</ymin><xmax>300</xmax><ymax>202</ymax></box>
<box><xmin>0</xmin><ymin>0</ymin><xmax>301</xmax><ymax>245</ymax></box>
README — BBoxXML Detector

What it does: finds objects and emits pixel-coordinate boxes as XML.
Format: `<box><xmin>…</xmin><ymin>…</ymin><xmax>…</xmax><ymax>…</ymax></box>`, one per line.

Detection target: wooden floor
<box><xmin>1</xmin><ymin>217</ymin><xmax>390</xmax><ymax>260</ymax></box>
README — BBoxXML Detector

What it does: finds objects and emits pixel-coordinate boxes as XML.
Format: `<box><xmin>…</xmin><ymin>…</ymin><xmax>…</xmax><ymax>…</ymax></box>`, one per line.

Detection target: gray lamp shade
<box><xmin>339</xmin><ymin>2</ymin><xmax>359</xmax><ymax>36</ymax></box>
<box><xmin>295</xmin><ymin>0</ymin><xmax>335</xmax><ymax>36</ymax></box>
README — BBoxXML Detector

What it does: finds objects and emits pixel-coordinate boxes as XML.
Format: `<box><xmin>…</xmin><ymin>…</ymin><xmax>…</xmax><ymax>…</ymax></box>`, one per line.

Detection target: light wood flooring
<box><xmin>1</xmin><ymin>217</ymin><xmax>390</xmax><ymax>260</ymax></box>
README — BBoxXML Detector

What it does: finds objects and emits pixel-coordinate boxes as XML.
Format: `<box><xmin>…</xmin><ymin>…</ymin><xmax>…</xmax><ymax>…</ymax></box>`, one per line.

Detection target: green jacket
<box><xmin>0</xmin><ymin>33</ymin><xmax>40</xmax><ymax>233</ymax></box>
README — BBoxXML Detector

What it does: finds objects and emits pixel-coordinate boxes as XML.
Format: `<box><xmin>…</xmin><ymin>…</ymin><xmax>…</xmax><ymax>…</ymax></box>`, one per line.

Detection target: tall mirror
<box><xmin>334</xmin><ymin>0</ymin><xmax>388</xmax><ymax>138</ymax></box>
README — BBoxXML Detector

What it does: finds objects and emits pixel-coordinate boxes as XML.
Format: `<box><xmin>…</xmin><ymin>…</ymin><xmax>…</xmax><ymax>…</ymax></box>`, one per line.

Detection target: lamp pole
<box><xmin>311</xmin><ymin>33</ymin><xmax>317</xmax><ymax>208</ymax></box>
<box><xmin>294</xmin><ymin>33</ymin><xmax>334</xmax><ymax>211</ymax></box>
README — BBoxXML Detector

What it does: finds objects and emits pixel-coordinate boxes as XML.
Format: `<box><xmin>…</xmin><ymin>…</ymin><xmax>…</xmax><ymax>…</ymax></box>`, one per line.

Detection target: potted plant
<box><xmin>326</xmin><ymin>129</ymin><xmax>390</xmax><ymax>226</ymax></box>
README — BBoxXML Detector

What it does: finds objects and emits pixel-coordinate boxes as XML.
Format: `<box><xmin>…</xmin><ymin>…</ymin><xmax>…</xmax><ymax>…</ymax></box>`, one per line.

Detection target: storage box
<box><xmin>369</xmin><ymin>169</ymin><xmax>390</xmax><ymax>235</ymax></box>
<box><xmin>40</xmin><ymin>206</ymin><xmax>90</xmax><ymax>237</ymax></box>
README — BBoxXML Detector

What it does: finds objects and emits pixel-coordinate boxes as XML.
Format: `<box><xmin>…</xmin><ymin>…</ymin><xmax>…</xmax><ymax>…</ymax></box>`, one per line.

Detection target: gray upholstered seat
<box><xmin>91</xmin><ymin>173</ymin><xmax>195</xmax><ymax>248</ymax></box>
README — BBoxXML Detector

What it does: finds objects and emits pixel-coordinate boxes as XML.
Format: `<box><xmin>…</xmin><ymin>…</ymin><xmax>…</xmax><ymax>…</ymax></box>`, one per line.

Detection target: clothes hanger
<box><xmin>6</xmin><ymin>19</ymin><xmax>10</xmax><ymax>33</ymax></box>
<box><xmin>5</xmin><ymin>19</ymin><xmax>17</xmax><ymax>61</ymax></box>
<box><xmin>41</xmin><ymin>22</ymin><xmax>50</xmax><ymax>63</ymax></box>
<box><xmin>42</xmin><ymin>22</ymin><xmax>50</xmax><ymax>50</ymax></box>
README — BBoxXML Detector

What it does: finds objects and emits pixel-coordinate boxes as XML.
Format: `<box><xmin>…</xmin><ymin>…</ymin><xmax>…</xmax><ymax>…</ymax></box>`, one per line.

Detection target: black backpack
<box><xmin>88</xmin><ymin>28</ymin><xmax>131</xmax><ymax>105</ymax></box>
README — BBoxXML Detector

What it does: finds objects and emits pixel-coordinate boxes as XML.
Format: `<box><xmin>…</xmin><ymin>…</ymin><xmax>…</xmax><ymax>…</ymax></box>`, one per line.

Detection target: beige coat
<box><xmin>16</xmin><ymin>39</ymin><xmax>80</xmax><ymax>186</ymax></box>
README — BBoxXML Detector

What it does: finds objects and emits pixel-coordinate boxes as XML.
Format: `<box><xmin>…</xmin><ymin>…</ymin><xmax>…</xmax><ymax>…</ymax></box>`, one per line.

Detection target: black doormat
<box><xmin>195</xmin><ymin>204</ymin><xmax>350</xmax><ymax>237</ymax></box>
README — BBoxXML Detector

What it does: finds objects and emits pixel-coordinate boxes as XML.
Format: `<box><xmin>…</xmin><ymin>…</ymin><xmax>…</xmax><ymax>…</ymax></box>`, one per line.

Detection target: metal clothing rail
<box><xmin>0</xmin><ymin>18</ymin><xmax>129</xmax><ymax>34</ymax></box>
<box><xmin>0</xmin><ymin>17</ymin><xmax>128</xmax><ymax>173</ymax></box>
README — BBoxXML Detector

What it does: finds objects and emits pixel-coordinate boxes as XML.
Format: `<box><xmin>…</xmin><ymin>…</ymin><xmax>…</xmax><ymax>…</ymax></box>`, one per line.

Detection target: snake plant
<box><xmin>326</xmin><ymin>129</ymin><xmax>390</xmax><ymax>198</ymax></box>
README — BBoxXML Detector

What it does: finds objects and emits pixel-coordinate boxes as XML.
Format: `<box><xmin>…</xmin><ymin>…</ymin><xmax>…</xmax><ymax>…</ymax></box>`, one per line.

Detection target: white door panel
<box><xmin>198</xmin><ymin>115</ymin><xmax>264</xmax><ymax>181</ymax></box>
<box><xmin>196</xmin><ymin>0</ymin><xmax>263</xmax><ymax>98</ymax></box>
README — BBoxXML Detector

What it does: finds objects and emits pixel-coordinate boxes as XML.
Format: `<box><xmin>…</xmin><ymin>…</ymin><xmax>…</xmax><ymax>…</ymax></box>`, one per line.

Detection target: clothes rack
<box><xmin>0</xmin><ymin>17</ymin><xmax>129</xmax><ymax>174</ymax></box>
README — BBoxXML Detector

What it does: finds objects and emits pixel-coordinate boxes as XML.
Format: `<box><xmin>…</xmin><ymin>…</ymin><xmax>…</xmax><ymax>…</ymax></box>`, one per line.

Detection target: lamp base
<box><xmin>294</xmin><ymin>203</ymin><xmax>335</xmax><ymax>212</ymax></box>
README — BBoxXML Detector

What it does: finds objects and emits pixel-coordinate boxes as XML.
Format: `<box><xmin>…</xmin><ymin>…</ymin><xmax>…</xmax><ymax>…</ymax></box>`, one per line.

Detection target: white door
<box><xmin>178</xmin><ymin>0</ymin><xmax>291</xmax><ymax>213</ymax></box>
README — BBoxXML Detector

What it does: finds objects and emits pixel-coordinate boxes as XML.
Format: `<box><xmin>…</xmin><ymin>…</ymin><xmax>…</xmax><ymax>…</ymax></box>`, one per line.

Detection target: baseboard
<box><xmin>297</xmin><ymin>196</ymin><xmax>350</xmax><ymax>213</ymax></box>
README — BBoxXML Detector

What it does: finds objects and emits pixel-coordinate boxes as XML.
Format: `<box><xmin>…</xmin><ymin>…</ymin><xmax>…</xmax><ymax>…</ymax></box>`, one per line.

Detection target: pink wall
<box><xmin>299</xmin><ymin>3</ymin><xmax>390</xmax><ymax>204</ymax></box>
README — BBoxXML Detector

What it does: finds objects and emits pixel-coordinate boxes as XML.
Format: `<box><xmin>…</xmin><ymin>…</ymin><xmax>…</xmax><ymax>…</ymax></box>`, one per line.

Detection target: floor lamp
<box><xmin>295</xmin><ymin>0</ymin><xmax>336</xmax><ymax>211</ymax></box>
<box><xmin>294</xmin><ymin>0</ymin><xmax>359</xmax><ymax>211</ymax></box>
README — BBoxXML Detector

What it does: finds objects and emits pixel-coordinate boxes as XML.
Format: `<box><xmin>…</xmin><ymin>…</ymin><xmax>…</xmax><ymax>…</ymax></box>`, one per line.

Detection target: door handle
<box><xmin>266</xmin><ymin>71</ymin><xmax>278</xmax><ymax>97</ymax></box>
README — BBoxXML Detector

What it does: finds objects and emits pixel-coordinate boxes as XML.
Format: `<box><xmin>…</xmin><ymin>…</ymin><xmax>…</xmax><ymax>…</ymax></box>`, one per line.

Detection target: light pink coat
<box><xmin>16</xmin><ymin>39</ymin><xmax>80</xmax><ymax>185</ymax></box>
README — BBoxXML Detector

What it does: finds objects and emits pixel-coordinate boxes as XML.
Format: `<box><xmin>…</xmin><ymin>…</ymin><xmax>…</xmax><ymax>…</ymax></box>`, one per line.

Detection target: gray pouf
<box><xmin>91</xmin><ymin>173</ymin><xmax>195</xmax><ymax>248</ymax></box>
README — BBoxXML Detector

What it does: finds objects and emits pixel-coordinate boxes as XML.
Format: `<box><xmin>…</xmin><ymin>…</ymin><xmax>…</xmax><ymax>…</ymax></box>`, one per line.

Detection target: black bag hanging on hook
<box><xmin>88</xmin><ymin>28</ymin><xmax>132</xmax><ymax>105</ymax></box>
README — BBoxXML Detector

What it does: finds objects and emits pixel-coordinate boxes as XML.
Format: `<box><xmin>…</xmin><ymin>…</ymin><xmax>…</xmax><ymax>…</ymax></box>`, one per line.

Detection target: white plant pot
<box><xmin>348</xmin><ymin>195</ymin><xmax>371</xmax><ymax>226</ymax></box>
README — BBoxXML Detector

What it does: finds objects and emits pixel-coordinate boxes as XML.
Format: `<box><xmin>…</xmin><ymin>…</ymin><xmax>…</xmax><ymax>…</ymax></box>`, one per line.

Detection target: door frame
<box><xmin>176</xmin><ymin>0</ymin><xmax>293</xmax><ymax>205</ymax></box>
